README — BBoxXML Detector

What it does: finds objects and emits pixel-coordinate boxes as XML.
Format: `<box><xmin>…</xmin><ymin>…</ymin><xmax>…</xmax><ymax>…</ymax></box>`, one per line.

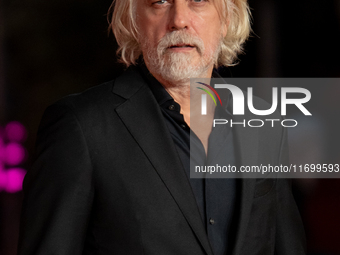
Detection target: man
<box><xmin>18</xmin><ymin>0</ymin><xmax>306</xmax><ymax>254</ymax></box>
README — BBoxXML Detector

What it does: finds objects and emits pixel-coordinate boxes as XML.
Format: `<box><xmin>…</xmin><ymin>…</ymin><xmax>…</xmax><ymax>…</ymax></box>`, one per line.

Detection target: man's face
<box><xmin>136</xmin><ymin>0</ymin><xmax>227</xmax><ymax>83</ymax></box>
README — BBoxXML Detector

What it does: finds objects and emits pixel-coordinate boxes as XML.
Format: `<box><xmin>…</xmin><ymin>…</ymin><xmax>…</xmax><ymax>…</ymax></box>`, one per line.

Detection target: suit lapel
<box><xmin>231</xmin><ymin>114</ymin><xmax>259</xmax><ymax>255</ymax></box>
<box><xmin>113</xmin><ymin>66</ymin><xmax>214</xmax><ymax>255</ymax></box>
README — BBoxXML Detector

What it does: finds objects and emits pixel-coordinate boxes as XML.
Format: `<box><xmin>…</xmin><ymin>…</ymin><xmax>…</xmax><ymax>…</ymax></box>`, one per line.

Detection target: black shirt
<box><xmin>139</xmin><ymin>63</ymin><xmax>239</xmax><ymax>255</ymax></box>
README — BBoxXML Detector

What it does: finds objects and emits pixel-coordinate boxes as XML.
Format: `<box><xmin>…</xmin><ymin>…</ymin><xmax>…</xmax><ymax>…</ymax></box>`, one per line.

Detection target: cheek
<box><xmin>192</xmin><ymin>12</ymin><xmax>223</xmax><ymax>47</ymax></box>
<box><xmin>136</xmin><ymin>9</ymin><xmax>168</xmax><ymax>40</ymax></box>
<box><xmin>137</xmin><ymin>21</ymin><xmax>166</xmax><ymax>45</ymax></box>
<box><xmin>203</xmin><ymin>29</ymin><xmax>222</xmax><ymax>50</ymax></box>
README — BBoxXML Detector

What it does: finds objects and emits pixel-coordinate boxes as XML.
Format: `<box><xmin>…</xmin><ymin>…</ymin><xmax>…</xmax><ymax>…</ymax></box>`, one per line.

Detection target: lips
<box><xmin>169</xmin><ymin>44</ymin><xmax>195</xmax><ymax>48</ymax></box>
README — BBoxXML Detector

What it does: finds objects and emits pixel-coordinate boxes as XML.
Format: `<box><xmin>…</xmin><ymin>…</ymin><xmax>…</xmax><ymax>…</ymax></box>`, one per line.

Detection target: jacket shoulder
<box><xmin>51</xmin><ymin>65</ymin><xmax>145</xmax><ymax>113</ymax></box>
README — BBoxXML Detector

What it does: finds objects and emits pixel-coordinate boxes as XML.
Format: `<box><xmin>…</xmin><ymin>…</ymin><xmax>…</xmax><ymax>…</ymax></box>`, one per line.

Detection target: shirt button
<box><xmin>181</xmin><ymin>124</ymin><xmax>186</xmax><ymax>129</ymax></box>
<box><xmin>209</xmin><ymin>218</ymin><xmax>215</xmax><ymax>225</ymax></box>
<box><xmin>168</xmin><ymin>105</ymin><xmax>175</xmax><ymax>111</ymax></box>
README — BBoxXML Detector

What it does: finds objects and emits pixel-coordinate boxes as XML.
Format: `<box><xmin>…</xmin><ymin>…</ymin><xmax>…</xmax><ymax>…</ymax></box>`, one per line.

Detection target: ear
<box><xmin>222</xmin><ymin>20</ymin><xmax>229</xmax><ymax>38</ymax></box>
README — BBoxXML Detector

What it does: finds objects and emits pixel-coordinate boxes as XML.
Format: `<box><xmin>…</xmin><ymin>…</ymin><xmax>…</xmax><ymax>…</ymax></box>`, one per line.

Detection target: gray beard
<box><xmin>141</xmin><ymin>31</ymin><xmax>221</xmax><ymax>84</ymax></box>
<box><xmin>146</xmin><ymin>51</ymin><xmax>212</xmax><ymax>84</ymax></box>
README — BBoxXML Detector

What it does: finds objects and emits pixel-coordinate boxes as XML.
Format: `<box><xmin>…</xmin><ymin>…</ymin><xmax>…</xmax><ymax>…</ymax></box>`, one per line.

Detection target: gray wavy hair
<box><xmin>108</xmin><ymin>0</ymin><xmax>251</xmax><ymax>67</ymax></box>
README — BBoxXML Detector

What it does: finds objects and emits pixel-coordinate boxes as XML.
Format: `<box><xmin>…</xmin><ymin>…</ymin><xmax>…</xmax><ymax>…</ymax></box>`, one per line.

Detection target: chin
<box><xmin>157</xmin><ymin>65</ymin><xmax>206</xmax><ymax>84</ymax></box>
<box><xmin>157</xmin><ymin>56</ymin><xmax>210</xmax><ymax>83</ymax></box>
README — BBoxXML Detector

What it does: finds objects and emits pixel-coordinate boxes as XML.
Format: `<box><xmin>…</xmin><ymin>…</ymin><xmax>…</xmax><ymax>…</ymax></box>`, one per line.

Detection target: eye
<box><xmin>153</xmin><ymin>0</ymin><xmax>168</xmax><ymax>4</ymax></box>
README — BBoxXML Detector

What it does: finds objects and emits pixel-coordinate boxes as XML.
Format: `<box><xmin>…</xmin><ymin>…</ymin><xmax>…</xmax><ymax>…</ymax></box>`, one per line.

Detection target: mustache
<box><xmin>157</xmin><ymin>31</ymin><xmax>205</xmax><ymax>55</ymax></box>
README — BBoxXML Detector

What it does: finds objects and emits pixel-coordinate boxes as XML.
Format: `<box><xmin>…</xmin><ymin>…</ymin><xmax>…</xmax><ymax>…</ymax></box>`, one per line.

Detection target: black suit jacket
<box><xmin>18</xmin><ymin>65</ymin><xmax>306</xmax><ymax>255</ymax></box>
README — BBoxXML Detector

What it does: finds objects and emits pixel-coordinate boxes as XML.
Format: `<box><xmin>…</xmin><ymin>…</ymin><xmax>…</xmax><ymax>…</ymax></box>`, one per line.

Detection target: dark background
<box><xmin>1</xmin><ymin>0</ymin><xmax>340</xmax><ymax>254</ymax></box>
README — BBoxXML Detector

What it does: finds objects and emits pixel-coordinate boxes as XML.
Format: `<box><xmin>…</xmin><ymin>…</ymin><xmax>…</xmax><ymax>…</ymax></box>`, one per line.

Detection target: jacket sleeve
<box><xmin>275</xmin><ymin>125</ymin><xmax>306</xmax><ymax>254</ymax></box>
<box><xmin>18</xmin><ymin>102</ymin><xmax>94</xmax><ymax>255</ymax></box>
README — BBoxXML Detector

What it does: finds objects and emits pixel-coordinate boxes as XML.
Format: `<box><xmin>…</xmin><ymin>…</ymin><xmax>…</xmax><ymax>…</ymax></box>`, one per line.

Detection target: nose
<box><xmin>168</xmin><ymin>1</ymin><xmax>190</xmax><ymax>31</ymax></box>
